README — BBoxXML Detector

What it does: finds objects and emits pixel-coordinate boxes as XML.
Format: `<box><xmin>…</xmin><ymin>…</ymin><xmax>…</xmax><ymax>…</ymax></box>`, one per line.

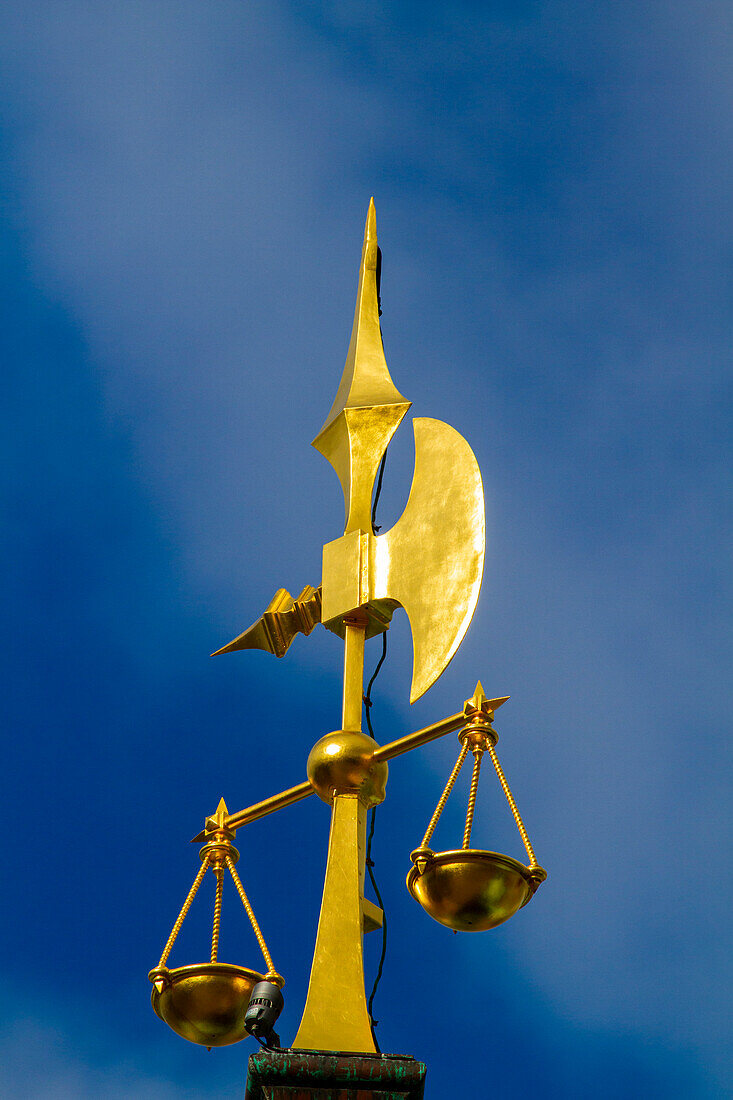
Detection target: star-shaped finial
<box><xmin>213</xmin><ymin>797</ymin><xmax>229</xmax><ymax>828</ymax></box>
<box><xmin>463</xmin><ymin>681</ymin><xmax>510</xmax><ymax>721</ymax></box>
<box><xmin>190</xmin><ymin>796</ymin><xmax>233</xmax><ymax>843</ymax></box>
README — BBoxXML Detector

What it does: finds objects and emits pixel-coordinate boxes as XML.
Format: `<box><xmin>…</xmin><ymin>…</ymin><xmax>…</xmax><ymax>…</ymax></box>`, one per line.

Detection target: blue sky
<box><xmin>1</xmin><ymin>2</ymin><xmax>730</xmax><ymax>1096</ymax></box>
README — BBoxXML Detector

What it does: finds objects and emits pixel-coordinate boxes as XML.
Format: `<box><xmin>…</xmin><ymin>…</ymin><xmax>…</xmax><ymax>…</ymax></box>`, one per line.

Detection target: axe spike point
<box><xmin>212</xmin><ymin>585</ymin><xmax>322</xmax><ymax>659</ymax></box>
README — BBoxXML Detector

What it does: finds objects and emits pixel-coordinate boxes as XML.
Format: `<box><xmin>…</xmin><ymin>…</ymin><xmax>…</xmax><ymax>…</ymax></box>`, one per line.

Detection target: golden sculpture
<box><xmin>150</xmin><ymin>201</ymin><xmax>546</xmax><ymax>1056</ymax></box>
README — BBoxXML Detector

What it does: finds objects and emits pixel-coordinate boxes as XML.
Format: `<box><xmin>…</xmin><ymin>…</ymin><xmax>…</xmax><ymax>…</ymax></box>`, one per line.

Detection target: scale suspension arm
<box><xmin>191</xmin><ymin>692</ymin><xmax>509</xmax><ymax>842</ymax></box>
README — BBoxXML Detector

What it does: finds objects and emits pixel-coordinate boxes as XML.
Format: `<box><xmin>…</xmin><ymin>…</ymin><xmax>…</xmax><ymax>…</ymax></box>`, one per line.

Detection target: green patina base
<box><xmin>244</xmin><ymin>1049</ymin><xmax>427</xmax><ymax>1100</ymax></box>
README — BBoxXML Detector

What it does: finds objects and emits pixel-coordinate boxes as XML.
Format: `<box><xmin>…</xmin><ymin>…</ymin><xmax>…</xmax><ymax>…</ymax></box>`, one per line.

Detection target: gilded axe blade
<box><xmin>372</xmin><ymin>417</ymin><xmax>485</xmax><ymax>702</ymax></box>
<box><xmin>215</xmin><ymin>200</ymin><xmax>485</xmax><ymax>706</ymax></box>
<box><xmin>320</xmin><ymin>417</ymin><xmax>485</xmax><ymax>703</ymax></box>
<box><xmin>312</xmin><ymin>202</ymin><xmax>486</xmax><ymax>703</ymax></box>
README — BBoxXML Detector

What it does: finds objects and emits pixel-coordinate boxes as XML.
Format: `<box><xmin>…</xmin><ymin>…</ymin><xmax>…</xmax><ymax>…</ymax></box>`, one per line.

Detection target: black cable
<box><xmin>362</xmin><ymin>441</ymin><xmax>390</xmax><ymax>1051</ymax></box>
<box><xmin>365</xmin><ymin>804</ymin><xmax>388</xmax><ymax>1052</ymax></box>
<box><xmin>363</xmin><ymin>631</ymin><xmax>387</xmax><ymax>739</ymax></box>
<box><xmin>376</xmin><ymin>246</ymin><xmax>383</xmax><ymax>316</ymax></box>
<box><xmin>371</xmin><ymin>451</ymin><xmax>387</xmax><ymax>534</ymax></box>
<box><xmin>363</xmin><ymin>620</ymin><xmax>388</xmax><ymax>1049</ymax></box>
<box><xmin>254</xmin><ymin>1032</ymin><xmax>282</xmax><ymax>1051</ymax></box>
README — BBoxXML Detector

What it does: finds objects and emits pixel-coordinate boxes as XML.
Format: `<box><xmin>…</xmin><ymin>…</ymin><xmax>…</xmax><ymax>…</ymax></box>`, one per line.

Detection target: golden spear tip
<box><xmin>311</xmin><ymin>195</ymin><xmax>410</xmax><ymax>532</ymax></box>
<box><xmin>358</xmin><ymin>197</ymin><xmax>378</xmax><ymax>271</ymax></box>
<box><xmin>365</xmin><ymin>197</ymin><xmax>376</xmax><ymax>238</ymax></box>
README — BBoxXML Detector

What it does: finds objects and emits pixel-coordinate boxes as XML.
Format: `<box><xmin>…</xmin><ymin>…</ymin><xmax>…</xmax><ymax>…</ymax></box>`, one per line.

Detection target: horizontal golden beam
<box><xmin>225</xmin><ymin>780</ymin><xmax>314</xmax><ymax>832</ymax></box>
<box><xmin>373</xmin><ymin>696</ymin><xmax>508</xmax><ymax>762</ymax></box>
<box><xmin>192</xmin><ymin>698</ymin><xmax>509</xmax><ymax>841</ymax></box>
<box><xmin>191</xmin><ymin>780</ymin><xmax>313</xmax><ymax>841</ymax></box>
<box><xmin>372</xmin><ymin>710</ymin><xmax>465</xmax><ymax>762</ymax></box>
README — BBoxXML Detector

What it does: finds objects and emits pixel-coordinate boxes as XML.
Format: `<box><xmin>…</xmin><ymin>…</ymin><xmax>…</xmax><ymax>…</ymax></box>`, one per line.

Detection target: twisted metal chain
<box><xmin>211</xmin><ymin>866</ymin><xmax>224</xmax><ymax>963</ymax></box>
<box><xmin>225</xmin><ymin>855</ymin><xmax>277</xmax><ymax>976</ymax></box>
<box><xmin>420</xmin><ymin>742</ymin><xmax>469</xmax><ymax>849</ymax></box>
<box><xmin>462</xmin><ymin>751</ymin><xmax>483</xmax><ymax>849</ymax></box>
<box><xmin>486</xmin><ymin>743</ymin><xmax>539</xmax><ymax>866</ymax></box>
<box><xmin>157</xmin><ymin>855</ymin><xmax>210</xmax><ymax>969</ymax></box>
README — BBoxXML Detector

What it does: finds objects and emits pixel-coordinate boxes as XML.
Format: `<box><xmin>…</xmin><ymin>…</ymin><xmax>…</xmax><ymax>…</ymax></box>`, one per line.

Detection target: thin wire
<box><xmin>363</xmin><ymin>431</ymin><xmax>389</xmax><ymax>1052</ymax></box>
<box><xmin>371</xmin><ymin>451</ymin><xmax>387</xmax><ymax>533</ymax></box>
<box><xmin>364</xmin><ymin>440</ymin><xmax>388</xmax><ymax>742</ymax></box>
<box><xmin>376</xmin><ymin>246</ymin><xmax>383</xmax><ymax>316</ymax></box>
<box><xmin>365</xmin><ymin>806</ymin><xmax>387</xmax><ymax>1052</ymax></box>
<box><xmin>252</xmin><ymin>1032</ymin><xmax>280</xmax><ymax>1051</ymax></box>
<box><xmin>363</xmin><ymin>631</ymin><xmax>387</xmax><ymax>739</ymax></box>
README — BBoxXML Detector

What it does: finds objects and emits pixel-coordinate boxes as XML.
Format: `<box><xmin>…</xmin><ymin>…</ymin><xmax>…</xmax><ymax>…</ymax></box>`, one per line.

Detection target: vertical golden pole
<box><xmin>342</xmin><ymin>619</ymin><xmax>366</xmax><ymax>731</ymax></box>
<box><xmin>293</xmin><ymin>792</ymin><xmax>373</xmax><ymax>1051</ymax></box>
<box><xmin>293</xmin><ymin>617</ymin><xmax>377</xmax><ymax>1053</ymax></box>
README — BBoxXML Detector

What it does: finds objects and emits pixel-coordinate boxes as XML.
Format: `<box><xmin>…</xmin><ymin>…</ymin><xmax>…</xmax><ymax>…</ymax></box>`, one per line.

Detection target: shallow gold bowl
<box><xmin>407</xmin><ymin>849</ymin><xmax>538</xmax><ymax>932</ymax></box>
<box><xmin>150</xmin><ymin>962</ymin><xmax>264</xmax><ymax>1046</ymax></box>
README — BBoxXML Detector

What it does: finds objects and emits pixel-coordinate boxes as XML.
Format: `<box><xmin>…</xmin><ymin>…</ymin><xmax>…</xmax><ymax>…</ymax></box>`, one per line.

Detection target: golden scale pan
<box><xmin>149</xmin><ymin>802</ymin><xmax>284</xmax><ymax>1048</ymax></box>
<box><xmin>407</xmin><ymin>691</ymin><xmax>546</xmax><ymax>933</ymax></box>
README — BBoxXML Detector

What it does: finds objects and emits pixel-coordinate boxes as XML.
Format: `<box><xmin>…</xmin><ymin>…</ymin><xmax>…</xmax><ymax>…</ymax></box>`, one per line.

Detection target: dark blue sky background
<box><xmin>1</xmin><ymin>2</ymin><xmax>730</xmax><ymax>1096</ymax></box>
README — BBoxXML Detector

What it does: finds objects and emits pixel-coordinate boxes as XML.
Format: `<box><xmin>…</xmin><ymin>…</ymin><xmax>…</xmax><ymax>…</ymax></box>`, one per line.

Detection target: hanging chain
<box><xmin>225</xmin><ymin>855</ymin><xmax>278</xmax><ymax>978</ymax></box>
<box><xmin>157</xmin><ymin>854</ymin><xmax>210</xmax><ymax>969</ymax></box>
<box><xmin>420</xmin><ymin>742</ymin><xmax>469</xmax><ymax>849</ymax></box>
<box><xmin>462</xmin><ymin>750</ymin><xmax>483</xmax><ymax>849</ymax></box>
<box><xmin>486</xmin><ymin>743</ymin><xmax>539</xmax><ymax>867</ymax></box>
<box><xmin>210</xmin><ymin>865</ymin><xmax>224</xmax><ymax>963</ymax></box>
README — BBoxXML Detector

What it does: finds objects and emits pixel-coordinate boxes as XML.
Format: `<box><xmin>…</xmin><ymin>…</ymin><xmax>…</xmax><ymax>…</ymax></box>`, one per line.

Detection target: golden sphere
<box><xmin>307</xmin><ymin>730</ymin><xmax>388</xmax><ymax>806</ymax></box>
